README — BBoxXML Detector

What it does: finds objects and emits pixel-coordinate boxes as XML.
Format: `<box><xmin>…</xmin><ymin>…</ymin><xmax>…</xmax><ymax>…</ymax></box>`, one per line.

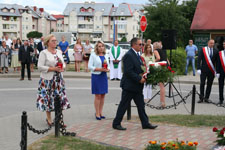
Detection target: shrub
<box><xmin>167</xmin><ymin>47</ymin><xmax>186</xmax><ymax>75</ymax></box>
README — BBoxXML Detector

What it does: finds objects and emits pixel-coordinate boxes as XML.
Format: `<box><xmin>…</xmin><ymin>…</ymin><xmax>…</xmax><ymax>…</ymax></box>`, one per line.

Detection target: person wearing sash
<box><xmin>197</xmin><ymin>39</ymin><xmax>218</xmax><ymax>103</ymax></box>
<box><xmin>109</xmin><ymin>40</ymin><xmax>123</xmax><ymax>81</ymax></box>
<box><xmin>216</xmin><ymin>41</ymin><xmax>225</xmax><ymax>104</ymax></box>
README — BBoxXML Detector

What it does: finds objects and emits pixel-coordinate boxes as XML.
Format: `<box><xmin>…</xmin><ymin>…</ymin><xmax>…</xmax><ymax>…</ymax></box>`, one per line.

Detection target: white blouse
<box><xmin>38</xmin><ymin>49</ymin><xmax>65</xmax><ymax>80</ymax></box>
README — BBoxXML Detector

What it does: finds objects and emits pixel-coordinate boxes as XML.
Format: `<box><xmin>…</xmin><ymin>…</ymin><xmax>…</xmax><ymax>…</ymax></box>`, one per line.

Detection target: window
<box><xmin>78</xmin><ymin>17</ymin><xmax>84</xmax><ymax>21</ymax></box>
<box><xmin>10</xmin><ymin>9</ymin><xmax>15</xmax><ymax>13</ymax></box>
<box><xmin>88</xmin><ymin>8</ymin><xmax>92</xmax><ymax>13</ymax></box>
<box><xmin>99</xmin><ymin>16</ymin><xmax>102</xmax><ymax>21</ymax></box>
<box><xmin>26</xmin><ymin>25</ymin><xmax>28</xmax><ymax>30</ymax></box>
<box><xmin>118</xmin><ymin>24</ymin><xmax>126</xmax><ymax>29</ymax></box>
<box><xmin>78</xmin><ymin>24</ymin><xmax>85</xmax><ymax>29</ymax></box>
<box><xmin>26</xmin><ymin>17</ymin><xmax>28</xmax><ymax>21</ymax></box>
<box><xmin>2</xmin><ymin>8</ymin><xmax>8</xmax><ymax>13</ymax></box>
<box><xmin>2</xmin><ymin>16</ymin><xmax>9</xmax><ymax>21</ymax></box>
<box><xmin>111</xmin><ymin>17</ymin><xmax>114</xmax><ymax>21</ymax></box>
<box><xmin>3</xmin><ymin>24</ymin><xmax>9</xmax><ymax>29</ymax></box>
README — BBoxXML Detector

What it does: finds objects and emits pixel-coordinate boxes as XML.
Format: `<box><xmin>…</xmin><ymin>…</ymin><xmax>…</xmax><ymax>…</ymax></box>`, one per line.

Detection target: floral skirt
<box><xmin>36</xmin><ymin>72</ymin><xmax>70</xmax><ymax>112</ymax></box>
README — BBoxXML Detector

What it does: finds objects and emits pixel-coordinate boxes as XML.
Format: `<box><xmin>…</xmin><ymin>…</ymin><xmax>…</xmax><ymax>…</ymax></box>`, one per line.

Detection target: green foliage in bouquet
<box><xmin>213</xmin><ymin>127</ymin><xmax>225</xmax><ymax>146</ymax></box>
<box><xmin>146</xmin><ymin>65</ymin><xmax>176</xmax><ymax>87</ymax></box>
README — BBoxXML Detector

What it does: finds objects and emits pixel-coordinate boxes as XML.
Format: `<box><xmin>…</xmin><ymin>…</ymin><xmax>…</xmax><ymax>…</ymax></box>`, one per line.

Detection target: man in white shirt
<box><xmin>109</xmin><ymin>40</ymin><xmax>123</xmax><ymax>80</ymax></box>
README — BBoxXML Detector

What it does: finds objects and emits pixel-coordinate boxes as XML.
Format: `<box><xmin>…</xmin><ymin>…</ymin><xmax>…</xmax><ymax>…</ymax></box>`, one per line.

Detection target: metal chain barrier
<box><xmin>145</xmin><ymin>90</ymin><xmax>193</xmax><ymax>110</ymax></box>
<box><xmin>196</xmin><ymin>90</ymin><xmax>225</xmax><ymax>108</ymax></box>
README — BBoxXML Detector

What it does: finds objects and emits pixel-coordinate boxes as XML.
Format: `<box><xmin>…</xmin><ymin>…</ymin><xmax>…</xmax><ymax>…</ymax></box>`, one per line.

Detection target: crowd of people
<box><xmin>1</xmin><ymin>34</ymin><xmax>225</xmax><ymax>130</ymax></box>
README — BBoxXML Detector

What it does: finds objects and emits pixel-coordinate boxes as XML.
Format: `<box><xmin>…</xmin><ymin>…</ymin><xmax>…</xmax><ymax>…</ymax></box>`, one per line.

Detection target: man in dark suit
<box><xmin>19</xmin><ymin>40</ymin><xmax>34</xmax><ymax>80</ymax></box>
<box><xmin>37</xmin><ymin>37</ymin><xmax>45</xmax><ymax>53</ymax></box>
<box><xmin>112</xmin><ymin>38</ymin><xmax>158</xmax><ymax>130</ymax></box>
<box><xmin>216</xmin><ymin>41</ymin><xmax>225</xmax><ymax>104</ymax></box>
<box><xmin>197</xmin><ymin>39</ymin><xmax>218</xmax><ymax>103</ymax></box>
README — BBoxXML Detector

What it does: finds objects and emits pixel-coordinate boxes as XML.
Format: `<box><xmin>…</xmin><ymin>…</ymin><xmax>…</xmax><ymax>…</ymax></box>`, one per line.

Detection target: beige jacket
<box><xmin>38</xmin><ymin>49</ymin><xmax>65</xmax><ymax>80</ymax></box>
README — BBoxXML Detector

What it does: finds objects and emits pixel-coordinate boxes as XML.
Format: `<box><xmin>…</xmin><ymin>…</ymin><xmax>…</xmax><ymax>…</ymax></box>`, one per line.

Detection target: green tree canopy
<box><xmin>144</xmin><ymin>0</ymin><xmax>198</xmax><ymax>47</ymax></box>
<box><xmin>27</xmin><ymin>31</ymin><xmax>42</xmax><ymax>39</ymax></box>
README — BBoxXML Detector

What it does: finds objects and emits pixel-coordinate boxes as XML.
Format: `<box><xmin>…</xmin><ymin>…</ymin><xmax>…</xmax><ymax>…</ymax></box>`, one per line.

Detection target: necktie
<box><xmin>210</xmin><ymin>48</ymin><xmax>213</xmax><ymax>58</ymax></box>
<box><xmin>137</xmin><ymin>52</ymin><xmax>141</xmax><ymax>60</ymax></box>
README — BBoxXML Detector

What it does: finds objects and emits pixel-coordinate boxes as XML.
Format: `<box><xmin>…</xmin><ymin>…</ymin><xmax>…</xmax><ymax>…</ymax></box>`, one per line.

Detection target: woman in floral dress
<box><xmin>36</xmin><ymin>34</ymin><xmax>70</xmax><ymax>126</ymax></box>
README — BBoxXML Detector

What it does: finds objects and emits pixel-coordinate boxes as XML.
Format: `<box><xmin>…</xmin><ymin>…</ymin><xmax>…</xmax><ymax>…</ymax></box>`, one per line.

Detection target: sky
<box><xmin>0</xmin><ymin>0</ymin><xmax>150</xmax><ymax>14</ymax></box>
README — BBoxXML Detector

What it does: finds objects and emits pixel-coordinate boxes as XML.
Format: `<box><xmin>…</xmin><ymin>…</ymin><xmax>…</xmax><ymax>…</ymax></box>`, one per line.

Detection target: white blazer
<box><xmin>88</xmin><ymin>52</ymin><xmax>110</xmax><ymax>75</ymax></box>
<box><xmin>38</xmin><ymin>49</ymin><xmax>66</xmax><ymax>80</ymax></box>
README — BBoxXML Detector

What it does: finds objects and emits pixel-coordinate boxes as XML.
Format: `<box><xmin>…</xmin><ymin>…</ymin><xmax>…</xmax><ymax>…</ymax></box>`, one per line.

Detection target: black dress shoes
<box><xmin>142</xmin><ymin>124</ymin><xmax>158</xmax><ymax>129</ymax></box>
<box><xmin>113</xmin><ymin>125</ymin><xmax>127</xmax><ymax>130</ymax></box>
<box><xmin>218</xmin><ymin>101</ymin><xmax>223</xmax><ymax>105</ymax></box>
<box><xmin>204</xmin><ymin>99</ymin><xmax>210</xmax><ymax>103</ymax></box>
<box><xmin>197</xmin><ymin>99</ymin><xmax>203</xmax><ymax>103</ymax></box>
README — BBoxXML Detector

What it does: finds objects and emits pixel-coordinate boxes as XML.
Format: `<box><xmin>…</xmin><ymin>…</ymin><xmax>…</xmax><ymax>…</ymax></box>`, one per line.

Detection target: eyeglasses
<box><xmin>50</xmin><ymin>40</ymin><xmax>57</xmax><ymax>43</ymax></box>
<box><xmin>138</xmin><ymin>43</ymin><xmax>144</xmax><ymax>46</ymax></box>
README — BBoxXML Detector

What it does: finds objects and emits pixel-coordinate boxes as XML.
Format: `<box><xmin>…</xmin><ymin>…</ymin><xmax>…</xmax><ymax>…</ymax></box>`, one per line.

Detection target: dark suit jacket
<box><xmin>217</xmin><ymin>50</ymin><xmax>225</xmax><ymax>75</ymax></box>
<box><xmin>120</xmin><ymin>49</ymin><xmax>144</xmax><ymax>93</ymax></box>
<box><xmin>37</xmin><ymin>41</ymin><xmax>45</xmax><ymax>53</ymax></box>
<box><xmin>19</xmin><ymin>45</ymin><xmax>34</xmax><ymax>63</ymax></box>
<box><xmin>197</xmin><ymin>47</ymin><xmax>218</xmax><ymax>73</ymax></box>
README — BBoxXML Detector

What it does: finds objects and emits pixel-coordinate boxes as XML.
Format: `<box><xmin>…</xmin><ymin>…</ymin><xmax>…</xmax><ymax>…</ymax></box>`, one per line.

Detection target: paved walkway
<box><xmin>69</xmin><ymin>119</ymin><xmax>216</xmax><ymax>150</ymax></box>
<box><xmin>0</xmin><ymin>68</ymin><xmax>223</xmax><ymax>150</ymax></box>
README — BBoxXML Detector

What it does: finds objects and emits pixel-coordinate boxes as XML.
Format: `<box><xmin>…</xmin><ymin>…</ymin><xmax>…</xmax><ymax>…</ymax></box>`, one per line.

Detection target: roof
<box><xmin>191</xmin><ymin>0</ymin><xmax>225</xmax><ymax>31</ymax></box>
<box><xmin>112</xmin><ymin>3</ymin><xmax>144</xmax><ymax>16</ymax></box>
<box><xmin>52</xmin><ymin>14</ymin><xmax>64</xmax><ymax>19</ymax></box>
<box><xmin>63</xmin><ymin>2</ymin><xmax>114</xmax><ymax>16</ymax></box>
<box><xmin>0</xmin><ymin>3</ymin><xmax>26</xmax><ymax>17</ymax></box>
<box><xmin>26</xmin><ymin>6</ymin><xmax>56</xmax><ymax>21</ymax></box>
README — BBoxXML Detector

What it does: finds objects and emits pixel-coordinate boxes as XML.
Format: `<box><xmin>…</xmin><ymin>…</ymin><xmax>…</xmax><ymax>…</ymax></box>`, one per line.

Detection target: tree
<box><xmin>143</xmin><ymin>0</ymin><xmax>198</xmax><ymax>47</ymax></box>
<box><xmin>27</xmin><ymin>31</ymin><xmax>42</xmax><ymax>39</ymax></box>
<box><xmin>120</xmin><ymin>37</ymin><xmax>127</xmax><ymax>42</ymax></box>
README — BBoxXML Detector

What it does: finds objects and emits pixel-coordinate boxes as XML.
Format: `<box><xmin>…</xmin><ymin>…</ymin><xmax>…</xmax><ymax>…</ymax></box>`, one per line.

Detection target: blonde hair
<box><xmin>94</xmin><ymin>41</ymin><xmax>106</xmax><ymax>55</ymax></box>
<box><xmin>153</xmin><ymin>42</ymin><xmax>160</xmax><ymax>50</ymax></box>
<box><xmin>44</xmin><ymin>34</ymin><xmax>55</xmax><ymax>46</ymax></box>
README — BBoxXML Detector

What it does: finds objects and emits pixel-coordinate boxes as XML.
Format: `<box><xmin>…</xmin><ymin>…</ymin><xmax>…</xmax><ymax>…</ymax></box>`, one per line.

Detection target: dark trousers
<box><xmin>219</xmin><ymin>74</ymin><xmax>225</xmax><ymax>101</ymax></box>
<box><xmin>21</xmin><ymin>62</ymin><xmax>31</xmax><ymax>79</ymax></box>
<box><xmin>113</xmin><ymin>90</ymin><xmax>149</xmax><ymax>128</ymax></box>
<box><xmin>200</xmin><ymin>72</ymin><xmax>214</xmax><ymax>99</ymax></box>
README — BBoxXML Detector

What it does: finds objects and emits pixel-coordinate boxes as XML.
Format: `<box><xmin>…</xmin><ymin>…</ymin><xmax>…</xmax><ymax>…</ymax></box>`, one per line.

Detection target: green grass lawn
<box><xmin>28</xmin><ymin>114</ymin><xmax>225</xmax><ymax>150</ymax></box>
<box><xmin>28</xmin><ymin>135</ymin><xmax>123</xmax><ymax>150</ymax></box>
<box><xmin>149</xmin><ymin>114</ymin><xmax>225</xmax><ymax>127</ymax></box>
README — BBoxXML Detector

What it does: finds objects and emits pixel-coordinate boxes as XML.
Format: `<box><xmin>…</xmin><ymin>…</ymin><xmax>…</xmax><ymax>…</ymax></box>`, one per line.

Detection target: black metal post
<box><xmin>54</xmin><ymin>95</ymin><xmax>60</xmax><ymax>137</ymax></box>
<box><xmin>21</xmin><ymin>111</ymin><xmax>27</xmax><ymax>150</ymax></box>
<box><xmin>127</xmin><ymin>101</ymin><xmax>131</xmax><ymax>120</ymax></box>
<box><xmin>191</xmin><ymin>85</ymin><xmax>196</xmax><ymax>115</ymax></box>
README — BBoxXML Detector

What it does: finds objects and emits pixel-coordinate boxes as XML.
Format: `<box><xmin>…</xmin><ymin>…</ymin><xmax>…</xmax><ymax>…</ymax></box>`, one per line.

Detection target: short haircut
<box><xmin>44</xmin><ymin>34</ymin><xmax>55</xmax><ymax>46</ymax></box>
<box><xmin>131</xmin><ymin>37</ymin><xmax>140</xmax><ymax>47</ymax></box>
<box><xmin>94</xmin><ymin>41</ymin><xmax>106</xmax><ymax>55</ymax></box>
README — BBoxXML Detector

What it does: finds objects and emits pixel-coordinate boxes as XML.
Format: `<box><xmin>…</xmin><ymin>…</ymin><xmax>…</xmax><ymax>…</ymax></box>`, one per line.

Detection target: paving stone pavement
<box><xmin>69</xmin><ymin>119</ymin><xmax>217</xmax><ymax>150</ymax></box>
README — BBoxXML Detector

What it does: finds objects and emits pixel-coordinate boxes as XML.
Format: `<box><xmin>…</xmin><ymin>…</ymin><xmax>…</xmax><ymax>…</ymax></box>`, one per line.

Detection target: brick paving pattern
<box><xmin>69</xmin><ymin>119</ymin><xmax>216</xmax><ymax>150</ymax></box>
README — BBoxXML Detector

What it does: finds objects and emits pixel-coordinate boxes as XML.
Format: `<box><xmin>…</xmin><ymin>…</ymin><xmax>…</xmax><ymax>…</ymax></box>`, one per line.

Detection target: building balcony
<box><xmin>78</xmin><ymin>28</ymin><xmax>93</xmax><ymax>33</ymax></box>
<box><xmin>117</xmin><ymin>29</ymin><xmax>126</xmax><ymax>34</ymax></box>
<box><xmin>78</xmin><ymin>20</ymin><xmax>93</xmax><ymax>24</ymax></box>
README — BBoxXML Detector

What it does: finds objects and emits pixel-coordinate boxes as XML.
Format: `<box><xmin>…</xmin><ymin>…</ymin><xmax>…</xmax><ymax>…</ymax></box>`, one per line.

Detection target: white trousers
<box><xmin>143</xmin><ymin>83</ymin><xmax>152</xmax><ymax>99</ymax></box>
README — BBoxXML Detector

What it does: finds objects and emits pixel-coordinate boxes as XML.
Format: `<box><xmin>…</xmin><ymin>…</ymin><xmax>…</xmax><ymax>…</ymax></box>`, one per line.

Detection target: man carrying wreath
<box><xmin>197</xmin><ymin>39</ymin><xmax>218</xmax><ymax>103</ymax></box>
<box><xmin>112</xmin><ymin>37</ymin><xmax>157</xmax><ymax>130</ymax></box>
<box><xmin>109</xmin><ymin>40</ymin><xmax>124</xmax><ymax>80</ymax></box>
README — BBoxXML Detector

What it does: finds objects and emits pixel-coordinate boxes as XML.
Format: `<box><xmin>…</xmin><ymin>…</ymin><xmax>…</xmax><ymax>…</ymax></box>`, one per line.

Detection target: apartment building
<box><xmin>0</xmin><ymin>3</ymin><xmax>56</xmax><ymax>40</ymax></box>
<box><xmin>63</xmin><ymin>1</ymin><xmax>144</xmax><ymax>42</ymax></box>
<box><xmin>52</xmin><ymin>15</ymin><xmax>64</xmax><ymax>32</ymax></box>
<box><xmin>25</xmin><ymin>6</ymin><xmax>57</xmax><ymax>38</ymax></box>
<box><xmin>0</xmin><ymin>4</ymin><xmax>25</xmax><ymax>39</ymax></box>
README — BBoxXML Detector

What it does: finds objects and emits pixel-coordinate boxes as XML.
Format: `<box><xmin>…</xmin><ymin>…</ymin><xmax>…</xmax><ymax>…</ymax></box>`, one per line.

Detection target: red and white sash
<box><xmin>219</xmin><ymin>51</ymin><xmax>225</xmax><ymax>73</ymax></box>
<box><xmin>202</xmin><ymin>47</ymin><xmax>216</xmax><ymax>74</ymax></box>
